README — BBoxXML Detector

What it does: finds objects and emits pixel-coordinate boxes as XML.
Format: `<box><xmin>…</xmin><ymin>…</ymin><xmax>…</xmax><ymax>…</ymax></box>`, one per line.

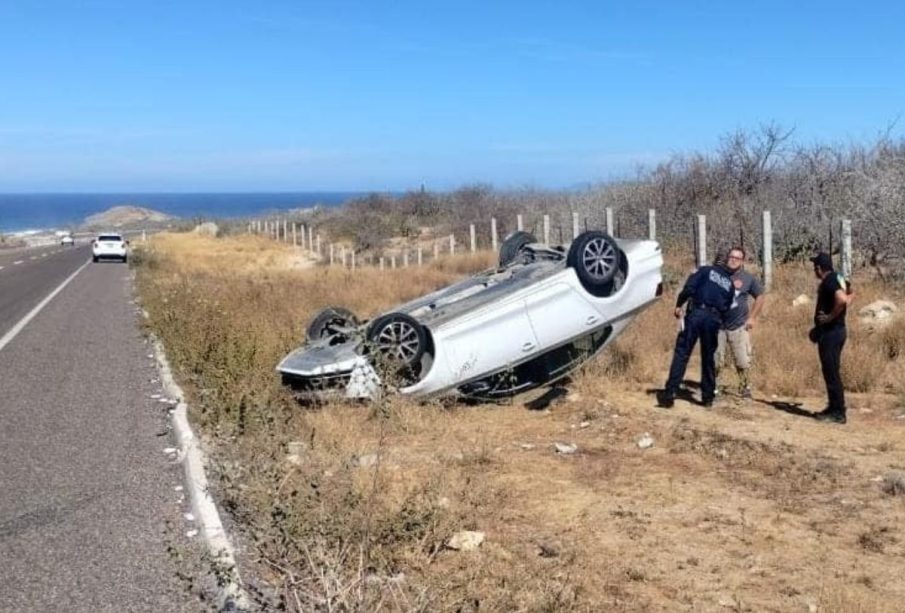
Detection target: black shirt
<box><xmin>815</xmin><ymin>272</ymin><xmax>847</xmax><ymax>328</ymax></box>
<box><xmin>675</xmin><ymin>265</ymin><xmax>734</xmax><ymax>315</ymax></box>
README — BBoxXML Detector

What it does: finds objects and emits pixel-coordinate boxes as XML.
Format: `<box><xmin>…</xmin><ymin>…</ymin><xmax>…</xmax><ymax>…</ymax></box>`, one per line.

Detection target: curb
<box><xmin>151</xmin><ymin>335</ymin><xmax>249</xmax><ymax>612</ymax></box>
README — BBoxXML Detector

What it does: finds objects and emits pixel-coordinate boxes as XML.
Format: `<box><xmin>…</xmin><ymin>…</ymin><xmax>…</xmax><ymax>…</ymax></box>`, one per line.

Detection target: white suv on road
<box><xmin>92</xmin><ymin>233</ymin><xmax>128</xmax><ymax>263</ymax></box>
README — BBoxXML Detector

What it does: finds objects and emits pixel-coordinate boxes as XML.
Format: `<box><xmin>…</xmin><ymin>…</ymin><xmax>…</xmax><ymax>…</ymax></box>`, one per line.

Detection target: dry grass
<box><xmin>135</xmin><ymin>232</ymin><xmax>905</xmax><ymax>612</ymax></box>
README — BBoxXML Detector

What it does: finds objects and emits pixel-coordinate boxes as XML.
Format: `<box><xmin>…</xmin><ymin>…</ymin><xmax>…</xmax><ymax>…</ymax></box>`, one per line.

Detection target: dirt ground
<box><xmin>320</xmin><ymin>381</ymin><xmax>905</xmax><ymax>612</ymax></box>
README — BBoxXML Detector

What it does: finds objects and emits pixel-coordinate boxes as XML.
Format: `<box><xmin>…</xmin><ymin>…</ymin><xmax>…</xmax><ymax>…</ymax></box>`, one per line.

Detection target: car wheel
<box><xmin>498</xmin><ymin>231</ymin><xmax>537</xmax><ymax>267</ymax></box>
<box><xmin>306</xmin><ymin>306</ymin><xmax>360</xmax><ymax>342</ymax></box>
<box><xmin>366</xmin><ymin>312</ymin><xmax>427</xmax><ymax>373</ymax></box>
<box><xmin>92</xmin><ymin>256</ymin><xmax>98</xmax><ymax>263</ymax></box>
<box><xmin>122</xmin><ymin>255</ymin><xmax>128</xmax><ymax>264</ymax></box>
<box><xmin>567</xmin><ymin>231</ymin><xmax>621</xmax><ymax>296</ymax></box>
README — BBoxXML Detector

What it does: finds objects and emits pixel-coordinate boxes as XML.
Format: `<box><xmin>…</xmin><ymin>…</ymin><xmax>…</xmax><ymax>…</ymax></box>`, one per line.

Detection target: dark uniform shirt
<box><xmin>675</xmin><ymin>265</ymin><xmax>735</xmax><ymax>315</ymax></box>
<box><xmin>815</xmin><ymin>273</ymin><xmax>848</xmax><ymax>328</ymax></box>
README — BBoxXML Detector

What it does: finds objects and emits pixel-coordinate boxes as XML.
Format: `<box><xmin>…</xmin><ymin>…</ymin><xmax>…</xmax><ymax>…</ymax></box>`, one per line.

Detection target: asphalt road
<box><xmin>0</xmin><ymin>247</ymin><xmax>204</xmax><ymax>611</ymax></box>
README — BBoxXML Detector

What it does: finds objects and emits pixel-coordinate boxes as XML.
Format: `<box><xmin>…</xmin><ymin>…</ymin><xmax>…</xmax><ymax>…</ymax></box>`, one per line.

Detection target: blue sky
<box><xmin>0</xmin><ymin>1</ymin><xmax>902</xmax><ymax>192</ymax></box>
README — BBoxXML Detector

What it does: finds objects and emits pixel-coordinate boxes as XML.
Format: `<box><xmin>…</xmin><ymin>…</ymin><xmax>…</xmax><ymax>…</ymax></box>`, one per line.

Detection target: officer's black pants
<box><xmin>665</xmin><ymin>308</ymin><xmax>721</xmax><ymax>401</ymax></box>
<box><xmin>817</xmin><ymin>325</ymin><xmax>847</xmax><ymax>414</ymax></box>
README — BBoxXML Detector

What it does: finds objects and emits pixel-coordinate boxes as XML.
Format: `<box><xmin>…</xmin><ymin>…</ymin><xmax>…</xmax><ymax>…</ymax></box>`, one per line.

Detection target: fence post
<box><xmin>351</xmin><ymin>251</ymin><xmax>356</xmax><ymax>270</ymax></box>
<box><xmin>697</xmin><ymin>214</ymin><xmax>707</xmax><ymax>267</ymax></box>
<box><xmin>142</xmin><ymin>229</ymin><xmax>147</xmax><ymax>242</ymax></box>
<box><xmin>433</xmin><ymin>242</ymin><xmax>439</xmax><ymax>260</ymax></box>
<box><xmin>543</xmin><ymin>215</ymin><xmax>550</xmax><ymax>245</ymax></box>
<box><xmin>316</xmin><ymin>234</ymin><xmax>321</xmax><ymax>256</ymax></box>
<box><xmin>292</xmin><ymin>223</ymin><xmax>297</xmax><ymax>247</ymax></box>
<box><xmin>449</xmin><ymin>234</ymin><xmax>455</xmax><ymax>255</ymax></box>
<box><xmin>572</xmin><ymin>212</ymin><xmax>580</xmax><ymax>240</ymax></box>
<box><xmin>517</xmin><ymin>214</ymin><xmax>524</xmax><ymax>232</ymax></box>
<box><xmin>418</xmin><ymin>246</ymin><xmax>423</xmax><ymax>266</ymax></box>
<box><xmin>391</xmin><ymin>255</ymin><xmax>397</xmax><ymax>269</ymax></box>
<box><xmin>309</xmin><ymin>227</ymin><xmax>314</xmax><ymax>253</ymax></box>
<box><xmin>470</xmin><ymin>224</ymin><xmax>476</xmax><ymax>253</ymax></box>
<box><xmin>841</xmin><ymin>219</ymin><xmax>852</xmax><ymax>278</ymax></box>
<box><xmin>283</xmin><ymin>219</ymin><xmax>288</xmax><ymax>242</ymax></box>
<box><xmin>762</xmin><ymin>211</ymin><xmax>773</xmax><ymax>290</ymax></box>
<box><xmin>380</xmin><ymin>257</ymin><xmax>385</xmax><ymax>270</ymax></box>
<box><xmin>491</xmin><ymin>217</ymin><xmax>498</xmax><ymax>251</ymax></box>
<box><xmin>648</xmin><ymin>209</ymin><xmax>656</xmax><ymax>241</ymax></box>
<box><xmin>605</xmin><ymin>207</ymin><xmax>614</xmax><ymax>236</ymax></box>
<box><xmin>330</xmin><ymin>244</ymin><xmax>335</xmax><ymax>265</ymax></box>
<box><xmin>403</xmin><ymin>250</ymin><xmax>409</xmax><ymax>267</ymax></box>
<box><xmin>341</xmin><ymin>245</ymin><xmax>346</xmax><ymax>267</ymax></box>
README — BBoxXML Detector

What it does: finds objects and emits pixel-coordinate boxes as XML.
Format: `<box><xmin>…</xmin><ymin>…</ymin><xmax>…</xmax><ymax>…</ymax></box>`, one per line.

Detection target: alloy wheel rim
<box><xmin>582</xmin><ymin>237</ymin><xmax>617</xmax><ymax>280</ymax></box>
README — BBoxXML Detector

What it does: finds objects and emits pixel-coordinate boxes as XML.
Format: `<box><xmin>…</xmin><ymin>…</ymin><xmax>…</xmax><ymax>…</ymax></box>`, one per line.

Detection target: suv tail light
<box><xmin>655</xmin><ymin>282</ymin><xmax>664</xmax><ymax>297</ymax></box>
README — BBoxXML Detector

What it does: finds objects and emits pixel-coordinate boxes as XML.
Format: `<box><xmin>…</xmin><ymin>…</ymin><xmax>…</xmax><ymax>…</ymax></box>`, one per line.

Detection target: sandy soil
<box><xmin>365</xmin><ymin>385</ymin><xmax>905</xmax><ymax>612</ymax></box>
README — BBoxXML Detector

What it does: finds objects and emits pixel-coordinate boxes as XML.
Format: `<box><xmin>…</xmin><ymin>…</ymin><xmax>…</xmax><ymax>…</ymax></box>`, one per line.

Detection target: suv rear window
<box><xmin>98</xmin><ymin>235</ymin><xmax>123</xmax><ymax>242</ymax></box>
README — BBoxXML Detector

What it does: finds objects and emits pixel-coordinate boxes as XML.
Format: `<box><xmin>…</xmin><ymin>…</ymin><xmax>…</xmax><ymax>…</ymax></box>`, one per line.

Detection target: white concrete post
<box><xmin>434</xmin><ymin>243</ymin><xmax>440</xmax><ymax>260</ymax></box>
<box><xmin>491</xmin><ymin>217</ymin><xmax>498</xmax><ymax>251</ymax></box>
<box><xmin>309</xmin><ymin>227</ymin><xmax>314</xmax><ymax>253</ymax></box>
<box><xmin>605</xmin><ymin>207</ymin><xmax>614</xmax><ymax>236</ymax></box>
<box><xmin>300</xmin><ymin>224</ymin><xmax>306</xmax><ymax>249</ymax></box>
<box><xmin>543</xmin><ymin>215</ymin><xmax>550</xmax><ymax>245</ymax></box>
<box><xmin>379</xmin><ymin>257</ymin><xmax>385</xmax><ymax>270</ymax></box>
<box><xmin>351</xmin><ymin>251</ymin><xmax>356</xmax><ymax>271</ymax></box>
<box><xmin>340</xmin><ymin>245</ymin><xmax>346</xmax><ymax>267</ymax></box>
<box><xmin>283</xmin><ymin>219</ymin><xmax>288</xmax><ymax>242</ymax></box>
<box><xmin>697</xmin><ymin>214</ymin><xmax>707</xmax><ymax>267</ymax></box>
<box><xmin>391</xmin><ymin>255</ymin><xmax>397</xmax><ymax>269</ymax></box>
<box><xmin>292</xmin><ymin>223</ymin><xmax>297</xmax><ymax>247</ymax></box>
<box><xmin>762</xmin><ymin>210</ymin><xmax>773</xmax><ymax>290</ymax></box>
<box><xmin>329</xmin><ymin>244</ymin><xmax>335</xmax><ymax>266</ymax></box>
<box><xmin>142</xmin><ymin>229</ymin><xmax>147</xmax><ymax>242</ymax></box>
<box><xmin>315</xmin><ymin>234</ymin><xmax>321</xmax><ymax>256</ymax></box>
<box><xmin>418</xmin><ymin>247</ymin><xmax>423</xmax><ymax>266</ymax></box>
<box><xmin>648</xmin><ymin>209</ymin><xmax>657</xmax><ymax>241</ymax></box>
<box><xmin>572</xmin><ymin>212</ymin><xmax>580</xmax><ymax>240</ymax></box>
<box><xmin>403</xmin><ymin>250</ymin><xmax>409</xmax><ymax>267</ymax></box>
<box><xmin>841</xmin><ymin>219</ymin><xmax>852</xmax><ymax>279</ymax></box>
<box><xmin>449</xmin><ymin>234</ymin><xmax>455</xmax><ymax>255</ymax></box>
<box><xmin>517</xmin><ymin>214</ymin><xmax>524</xmax><ymax>232</ymax></box>
<box><xmin>470</xmin><ymin>224</ymin><xmax>476</xmax><ymax>253</ymax></box>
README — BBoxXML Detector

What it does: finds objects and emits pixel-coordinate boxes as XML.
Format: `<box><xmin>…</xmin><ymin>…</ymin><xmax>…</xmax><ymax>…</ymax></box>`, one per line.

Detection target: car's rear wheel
<box><xmin>499</xmin><ymin>231</ymin><xmax>537</xmax><ymax>267</ymax></box>
<box><xmin>92</xmin><ymin>256</ymin><xmax>98</xmax><ymax>263</ymax></box>
<box><xmin>366</xmin><ymin>312</ymin><xmax>427</xmax><ymax>377</ymax></box>
<box><xmin>306</xmin><ymin>306</ymin><xmax>360</xmax><ymax>342</ymax></box>
<box><xmin>567</xmin><ymin>231</ymin><xmax>621</xmax><ymax>296</ymax></box>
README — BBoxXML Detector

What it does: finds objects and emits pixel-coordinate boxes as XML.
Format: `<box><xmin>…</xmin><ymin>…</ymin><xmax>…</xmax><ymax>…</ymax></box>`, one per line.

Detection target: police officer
<box><xmin>810</xmin><ymin>252</ymin><xmax>854</xmax><ymax>424</ymax></box>
<box><xmin>657</xmin><ymin>254</ymin><xmax>735</xmax><ymax>408</ymax></box>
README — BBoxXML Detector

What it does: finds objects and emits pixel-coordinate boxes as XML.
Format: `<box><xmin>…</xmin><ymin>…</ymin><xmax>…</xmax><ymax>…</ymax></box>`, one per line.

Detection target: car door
<box><xmin>524</xmin><ymin>282</ymin><xmax>602</xmax><ymax>350</ymax></box>
<box><xmin>442</xmin><ymin>298</ymin><xmax>538</xmax><ymax>381</ymax></box>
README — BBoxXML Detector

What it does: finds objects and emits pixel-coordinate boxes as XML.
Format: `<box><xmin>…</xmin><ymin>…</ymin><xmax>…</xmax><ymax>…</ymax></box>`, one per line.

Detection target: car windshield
<box><xmin>98</xmin><ymin>235</ymin><xmax>122</xmax><ymax>242</ymax></box>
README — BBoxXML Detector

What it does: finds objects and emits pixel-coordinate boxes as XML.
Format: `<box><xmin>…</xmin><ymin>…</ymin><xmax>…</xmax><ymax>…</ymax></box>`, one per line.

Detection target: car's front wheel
<box><xmin>366</xmin><ymin>312</ymin><xmax>427</xmax><ymax>378</ymax></box>
<box><xmin>567</xmin><ymin>231</ymin><xmax>622</xmax><ymax>296</ymax></box>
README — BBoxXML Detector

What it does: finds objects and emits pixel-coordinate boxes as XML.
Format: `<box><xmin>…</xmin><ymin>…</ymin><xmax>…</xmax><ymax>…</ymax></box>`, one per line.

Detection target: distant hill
<box><xmin>82</xmin><ymin>205</ymin><xmax>174</xmax><ymax>229</ymax></box>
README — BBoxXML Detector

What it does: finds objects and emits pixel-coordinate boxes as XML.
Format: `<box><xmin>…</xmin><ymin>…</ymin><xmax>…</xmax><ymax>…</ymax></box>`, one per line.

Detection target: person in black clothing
<box><xmin>657</xmin><ymin>255</ymin><xmax>735</xmax><ymax>409</ymax></box>
<box><xmin>810</xmin><ymin>252</ymin><xmax>854</xmax><ymax>424</ymax></box>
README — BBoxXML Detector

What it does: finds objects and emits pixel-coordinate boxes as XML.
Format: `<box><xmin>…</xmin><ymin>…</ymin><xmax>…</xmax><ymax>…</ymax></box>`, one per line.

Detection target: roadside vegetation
<box><xmin>135</xmin><ymin>231</ymin><xmax>905</xmax><ymax>611</ymax></box>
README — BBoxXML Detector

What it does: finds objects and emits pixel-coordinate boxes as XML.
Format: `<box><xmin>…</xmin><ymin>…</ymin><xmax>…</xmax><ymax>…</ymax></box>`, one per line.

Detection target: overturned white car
<box><xmin>278</xmin><ymin>230</ymin><xmax>663</xmax><ymax>401</ymax></box>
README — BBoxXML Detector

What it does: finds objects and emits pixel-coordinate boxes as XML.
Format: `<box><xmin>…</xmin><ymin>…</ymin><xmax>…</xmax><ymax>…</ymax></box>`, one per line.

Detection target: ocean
<box><xmin>0</xmin><ymin>192</ymin><xmax>364</xmax><ymax>233</ymax></box>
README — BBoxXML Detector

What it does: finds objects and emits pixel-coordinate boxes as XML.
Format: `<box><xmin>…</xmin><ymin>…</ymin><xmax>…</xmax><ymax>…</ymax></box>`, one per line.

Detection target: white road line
<box><xmin>0</xmin><ymin>259</ymin><xmax>91</xmax><ymax>354</ymax></box>
<box><xmin>41</xmin><ymin>253</ymin><xmax>48</xmax><ymax>258</ymax></box>
<box><xmin>29</xmin><ymin>256</ymin><xmax>37</xmax><ymax>260</ymax></box>
<box><xmin>13</xmin><ymin>260</ymin><xmax>23</xmax><ymax>265</ymax></box>
<box><xmin>0</xmin><ymin>266</ymin><xmax>4</xmax><ymax>271</ymax></box>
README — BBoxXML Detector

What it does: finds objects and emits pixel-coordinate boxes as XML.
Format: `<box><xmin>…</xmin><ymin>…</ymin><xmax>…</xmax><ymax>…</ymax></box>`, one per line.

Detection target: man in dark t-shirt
<box><xmin>810</xmin><ymin>252</ymin><xmax>854</xmax><ymax>424</ymax></box>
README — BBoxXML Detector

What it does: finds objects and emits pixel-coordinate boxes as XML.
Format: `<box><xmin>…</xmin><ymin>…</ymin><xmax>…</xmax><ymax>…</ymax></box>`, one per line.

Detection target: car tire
<box><xmin>306</xmin><ymin>306</ymin><xmax>360</xmax><ymax>342</ymax></box>
<box><xmin>567</xmin><ymin>231</ymin><xmax>621</xmax><ymax>296</ymax></box>
<box><xmin>498</xmin><ymin>231</ymin><xmax>537</xmax><ymax>267</ymax></box>
<box><xmin>122</xmin><ymin>255</ymin><xmax>128</xmax><ymax>264</ymax></box>
<box><xmin>92</xmin><ymin>256</ymin><xmax>98</xmax><ymax>263</ymax></box>
<box><xmin>366</xmin><ymin>312</ymin><xmax>427</xmax><ymax>373</ymax></box>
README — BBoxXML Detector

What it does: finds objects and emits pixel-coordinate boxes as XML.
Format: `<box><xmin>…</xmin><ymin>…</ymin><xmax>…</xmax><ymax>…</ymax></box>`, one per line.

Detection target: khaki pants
<box><xmin>716</xmin><ymin>327</ymin><xmax>753</xmax><ymax>391</ymax></box>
